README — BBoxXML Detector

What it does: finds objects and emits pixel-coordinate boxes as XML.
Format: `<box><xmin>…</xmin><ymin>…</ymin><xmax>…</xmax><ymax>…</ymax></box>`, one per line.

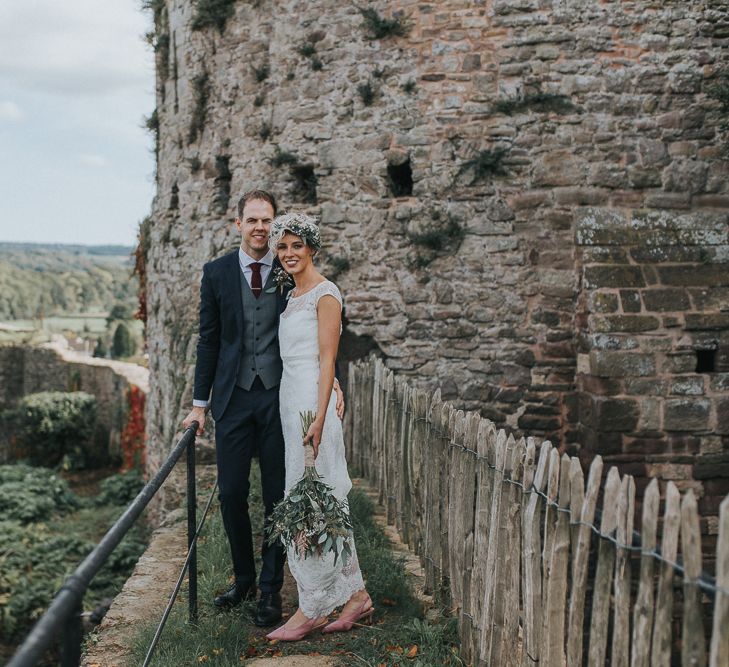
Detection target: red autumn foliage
<box><xmin>133</xmin><ymin>218</ymin><xmax>150</xmax><ymax>326</ymax></box>
<box><xmin>121</xmin><ymin>385</ymin><xmax>146</xmax><ymax>471</ymax></box>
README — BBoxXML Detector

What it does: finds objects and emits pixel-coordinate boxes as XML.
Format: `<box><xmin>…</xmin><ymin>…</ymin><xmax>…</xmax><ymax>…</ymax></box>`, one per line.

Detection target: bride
<box><xmin>265</xmin><ymin>213</ymin><xmax>373</xmax><ymax>641</ymax></box>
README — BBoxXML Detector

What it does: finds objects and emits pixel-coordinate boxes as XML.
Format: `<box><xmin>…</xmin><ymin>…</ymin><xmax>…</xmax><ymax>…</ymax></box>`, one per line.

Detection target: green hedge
<box><xmin>0</xmin><ymin>464</ymin><xmax>78</xmax><ymax>523</ymax></box>
<box><xmin>4</xmin><ymin>391</ymin><xmax>97</xmax><ymax>468</ymax></box>
<box><xmin>94</xmin><ymin>469</ymin><xmax>145</xmax><ymax>506</ymax></box>
<box><xmin>0</xmin><ymin>519</ymin><xmax>90</xmax><ymax>641</ymax></box>
<box><xmin>0</xmin><ymin>466</ymin><xmax>147</xmax><ymax>642</ymax></box>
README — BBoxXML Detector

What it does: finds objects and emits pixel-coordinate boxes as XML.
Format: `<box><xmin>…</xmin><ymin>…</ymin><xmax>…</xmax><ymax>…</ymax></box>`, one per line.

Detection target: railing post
<box><xmin>187</xmin><ymin>425</ymin><xmax>198</xmax><ymax>624</ymax></box>
<box><xmin>59</xmin><ymin>598</ymin><xmax>83</xmax><ymax>667</ymax></box>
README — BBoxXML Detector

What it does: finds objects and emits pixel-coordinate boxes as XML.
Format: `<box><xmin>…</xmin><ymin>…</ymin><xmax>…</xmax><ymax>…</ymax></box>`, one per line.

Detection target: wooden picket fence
<box><xmin>344</xmin><ymin>357</ymin><xmax>729</xmax><ymax>667</ymax></box>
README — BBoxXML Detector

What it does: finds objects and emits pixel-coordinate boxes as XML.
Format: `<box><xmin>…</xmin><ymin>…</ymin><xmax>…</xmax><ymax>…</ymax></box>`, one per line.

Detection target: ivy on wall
<box><xmin>120</xmin><ymin>386</ymin><xmax>146</xmax><ymax>472</ymax></box>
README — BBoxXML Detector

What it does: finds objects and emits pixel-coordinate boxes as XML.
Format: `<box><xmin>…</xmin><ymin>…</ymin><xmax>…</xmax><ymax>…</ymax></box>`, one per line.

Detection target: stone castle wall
<box><xmin>145</xmin><ymin>1</ymin><xmax>729</xmax><ymax>522</ymax></box>
<box><xmin>0</xmin><ymin>343</ymin><xmax>148</xmax><ymax>465</ymax></box>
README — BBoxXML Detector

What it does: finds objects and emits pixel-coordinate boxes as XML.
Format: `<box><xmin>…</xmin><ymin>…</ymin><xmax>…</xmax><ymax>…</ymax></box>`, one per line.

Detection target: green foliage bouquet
<box><xmin>265</xmin><ymin>411</ymin><xmax>353</xmax><ymax>566</ymax></box>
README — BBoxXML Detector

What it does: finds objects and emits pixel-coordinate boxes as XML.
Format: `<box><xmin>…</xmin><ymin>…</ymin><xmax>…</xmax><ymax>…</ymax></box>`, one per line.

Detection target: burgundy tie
<box><xmin>250</xmin><ymin>262</ymin><xmax>262</xmax><ymax>298</ymax></box>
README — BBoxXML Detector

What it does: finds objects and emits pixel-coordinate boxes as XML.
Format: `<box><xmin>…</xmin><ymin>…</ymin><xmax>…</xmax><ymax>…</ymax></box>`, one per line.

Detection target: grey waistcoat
<box><xmin>236</xmin><ymin>269</ymin><xmax>282</xmax><ymax>390</ymax></box>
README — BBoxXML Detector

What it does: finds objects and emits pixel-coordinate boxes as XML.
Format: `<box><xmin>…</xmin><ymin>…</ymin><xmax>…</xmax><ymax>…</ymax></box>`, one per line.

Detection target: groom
<box><xmin>182</xmin><ymin>189</ymin><xmax>343</xmax><ymax>627</ymax></box>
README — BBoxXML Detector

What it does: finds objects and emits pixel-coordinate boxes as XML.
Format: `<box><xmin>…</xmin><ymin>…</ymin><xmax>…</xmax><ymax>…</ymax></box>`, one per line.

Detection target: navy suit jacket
<box><xmin>193</xmin><ymin>250</ymin><xmax>290</xmax><ymax>421</ymax></box>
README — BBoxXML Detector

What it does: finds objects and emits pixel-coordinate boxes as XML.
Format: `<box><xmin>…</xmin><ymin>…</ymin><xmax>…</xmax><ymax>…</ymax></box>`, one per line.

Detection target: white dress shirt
<box><xmin>192</xmin><ymin>247</ymin><xmax>275</xmax><ymax>409</ymax></box>
<box><xmin>238</xmin><ymin>247</ymin><xmax>274</xmax><ymax>287</ymax></box>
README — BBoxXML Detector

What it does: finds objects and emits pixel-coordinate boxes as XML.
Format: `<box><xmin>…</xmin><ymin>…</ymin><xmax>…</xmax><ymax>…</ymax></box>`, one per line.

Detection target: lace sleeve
<box><xmin>315</xmin><ymin>281</ymin><xmax>343</xmax><ymax>309</ymax></box>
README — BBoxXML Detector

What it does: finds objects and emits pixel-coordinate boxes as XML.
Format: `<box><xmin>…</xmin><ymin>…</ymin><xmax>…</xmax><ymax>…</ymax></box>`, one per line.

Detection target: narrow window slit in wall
<box><xmin>696</xmin><ymin>349</ymin><xmax>716</xmax><ymax>373</ymax></box>
<box><xmin>388</xmin><ymin>158</ymin><xmax>413</xmax><ymax>197</ymax></box>
<box><xmin>291</xmin><ymin>164</ymin><xmax>317</xmax><ymax>204</ymax></box>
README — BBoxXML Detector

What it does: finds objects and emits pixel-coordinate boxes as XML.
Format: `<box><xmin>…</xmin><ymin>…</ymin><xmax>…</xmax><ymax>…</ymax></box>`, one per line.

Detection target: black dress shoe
<box><xmin>214</xmin><ymin>581</ymin><xmax>257</xmax><ymax>609</ymax></box>
<box><xmin>254</xmin><ymin>592</ymin><xmax>282</xmax><ymax>627</ymax></box>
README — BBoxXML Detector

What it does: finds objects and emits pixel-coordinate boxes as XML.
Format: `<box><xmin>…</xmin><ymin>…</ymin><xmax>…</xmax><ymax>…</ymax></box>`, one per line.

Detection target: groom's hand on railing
<box><xmin>183</xmin><ymin>406</ymin><xmax>207</xmax><ymax>435</ymax></box>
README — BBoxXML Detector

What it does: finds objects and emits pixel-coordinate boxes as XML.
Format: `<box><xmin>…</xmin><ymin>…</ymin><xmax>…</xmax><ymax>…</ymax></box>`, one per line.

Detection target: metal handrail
<box><xmin>8</xmin><ymin>422</ymin><xmax>200</xmax><ymax>667</ymax></box>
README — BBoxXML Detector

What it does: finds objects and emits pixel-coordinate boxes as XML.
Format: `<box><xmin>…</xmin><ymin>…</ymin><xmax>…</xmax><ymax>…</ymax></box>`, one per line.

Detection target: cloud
<box><xmin>0</xmin><ymin>101</ymin><xmax>23</xmax><ymax>121</ymax></box>
<box><xmin>0</xmin><ymin>2</ymin><xmax>153</xmax><ymax>97</ymax></box>
<box><xmin>79</xmin><ymin>153</ymin><xmax>109</xmax><ymax>168</ymax></box>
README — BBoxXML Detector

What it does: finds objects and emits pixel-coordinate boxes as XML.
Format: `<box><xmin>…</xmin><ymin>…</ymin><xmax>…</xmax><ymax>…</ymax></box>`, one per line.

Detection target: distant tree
<box><xmin>112</xmin><ymin>323</ymin><xmax>135</xmax><ymax>359</ymax></box>
<box><xmin>106</xmin><ymin>302</ymin><xmax>133</xmax><ymax>326</ymax></box>
<box><xmin>93</xmin><ymin>336</ymin><xmax>108</xmax><ymax>358</ymax></box>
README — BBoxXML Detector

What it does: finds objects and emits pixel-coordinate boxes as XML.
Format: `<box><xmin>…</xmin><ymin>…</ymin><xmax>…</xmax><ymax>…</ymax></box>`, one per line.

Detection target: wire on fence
<box><xmin>365</xmin><ymin>373</ymin><xmax>728</xmax><ymax>600</ymax></box>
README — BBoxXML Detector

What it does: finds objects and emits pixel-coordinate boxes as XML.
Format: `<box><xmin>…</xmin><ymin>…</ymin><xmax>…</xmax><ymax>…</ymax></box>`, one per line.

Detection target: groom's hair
<box><xmin>237</xmin><ymin>189</ymin><xmax>278</xmax><ymax>218</ymax></box>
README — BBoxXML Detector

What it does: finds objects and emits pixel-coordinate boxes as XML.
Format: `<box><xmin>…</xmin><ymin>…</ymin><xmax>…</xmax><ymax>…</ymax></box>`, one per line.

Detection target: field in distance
<box><xmin>0</xmin><ymin>242</ymin><xmax>138</xmax><ymax>323</ymax></box>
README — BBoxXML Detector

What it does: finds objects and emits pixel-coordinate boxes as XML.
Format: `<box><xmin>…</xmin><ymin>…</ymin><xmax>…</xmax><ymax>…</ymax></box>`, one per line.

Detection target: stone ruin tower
<box><xmin>144</xmin><ymin>0</ymin><xmax>729</xmax><ymax>529</ymax></box>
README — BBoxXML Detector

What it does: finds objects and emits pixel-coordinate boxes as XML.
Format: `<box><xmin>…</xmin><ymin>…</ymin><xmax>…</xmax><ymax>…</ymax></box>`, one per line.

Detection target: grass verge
<box><xmin>129</xmin><ymin>472</ymin><xmax>462</xmax><ymax>666</ymax></box>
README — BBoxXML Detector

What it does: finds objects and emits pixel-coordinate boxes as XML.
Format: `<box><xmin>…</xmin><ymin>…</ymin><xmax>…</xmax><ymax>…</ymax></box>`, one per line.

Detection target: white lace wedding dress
<box><xmin>278</xmin><ymin>280</ymin><xmax>365</xmax><ymax>618</ymax></box>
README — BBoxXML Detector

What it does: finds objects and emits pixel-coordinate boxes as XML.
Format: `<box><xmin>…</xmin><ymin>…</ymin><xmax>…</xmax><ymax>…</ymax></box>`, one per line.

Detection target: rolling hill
<box><xmin>0</xmin><ymin>243</ymin><xmax>138</xmax><ymax>320</ymax></box>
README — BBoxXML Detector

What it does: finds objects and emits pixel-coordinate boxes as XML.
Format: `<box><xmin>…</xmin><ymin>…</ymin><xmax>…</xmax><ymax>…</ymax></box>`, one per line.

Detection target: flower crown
<box><xmin>268</xmin><ymin>212</ymin><xmax>322</xmax><ymax>252</ymax></box>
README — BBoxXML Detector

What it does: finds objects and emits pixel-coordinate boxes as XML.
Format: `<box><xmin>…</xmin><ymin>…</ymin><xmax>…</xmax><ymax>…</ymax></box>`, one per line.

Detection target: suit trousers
<box><xmin>215</xmin><ymin>379</ymin><xmax>286</xmax><ymax>593</ymax></box>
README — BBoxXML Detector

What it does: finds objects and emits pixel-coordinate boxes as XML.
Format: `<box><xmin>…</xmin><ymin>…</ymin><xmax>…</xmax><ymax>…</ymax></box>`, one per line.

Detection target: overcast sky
<box><xmin>0</xmin><ymin>1</ymin><xmax>155</xmax><ymax>247</ymax></box>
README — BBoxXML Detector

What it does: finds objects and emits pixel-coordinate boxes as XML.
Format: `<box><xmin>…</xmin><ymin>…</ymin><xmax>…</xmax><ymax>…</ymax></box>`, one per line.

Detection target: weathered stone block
<box><xmin>503</xmin><ymin>363</ymin><xmax>531</xmax><ymax>385</ymax></box>
<box><xmin>590</xmin><ymin>351</ymin><xmax>656</xmax><ymax>377</ymax></box>
<box><xmin>486</xmin><ymin>198</ymin><xmax>516</xmax><ymax>222</ymax></box>
<box><xmin>717</xmin><ymin>398</ymin><xmax>729</xmax><ymax>434</ymax></box>
<box><xmin>689</xmin><ymin>287</ymin><xmax>729</xmax><ymax>311</ymax></box>
<box><xmin>511</xmin><ymin>190</ymin><xmax>550</xmax><ymax>209</ymax></box>
<box><xmin>587</xmin><ymin>333</ymin><xmax>639</xmax><ymax>351</ymax></box>
<box><xmin>531</xmin><ymin>308</ymin><xmax>562</xmax><ymax>327</ymax></box>
<box><xmin>684</xmin><ymin>313</ymin><xmax>729</xmax><ymax>331</ymax></box>
<box><xmin>620</xmin><ymin>290</ymin><xmax>642</xmax><ymax>313</ymax></box>
<box><xmin>647</xmin><ymin>463</ymin><xmax>694</xmax><ymax>481</ymax></box>
<box><xmin>642</xmin><ymin>288</ymin><xmax>690</xmax><ymax>312</ymax></box>
<box><xmin>663</xmin><ymin>437</ymin><xmax>702</xmax><ymax>458</ymax></box>
<box><xmin>587</xmin><ymin>291</ymin><xmax>619</xmax><ymax>313</ymax></box>
<box><xmin>664</xmin><ymin>399</ymin><xmax>711</xmax><ymax>432</ymax></box>
<box><xmin>662</xmin><ymin>159</ymin><xmax>708</xmax><ymax>193</ymax></box>
<box><xmin>533</xmin><ymin>150</ymin><xmax>586</xmax><ymax>187</ymax></box>
<box><xmin>670</xmin><ymin>376</ymin><xmax>705</xmax><ymax>396</ymax></box>
<box><xmin>596</xmin><ymin>398</ymin><xmax>640</xmax><ymax>432</ymax></box>
<box><xmin>590</xmin><ymin>315</ymin><xmax>660</xmax><ymax>333</ymax></box>
<box><xmin>518</xmin><ymin>413</ymin><xmax>561</xmax><ymax>432</ymax></box>
<box><xmin>630</xmin><ymin>246</ymin><xmax>702</xmax><ymax>264</ymax></box>
<box><xmin>596</xmin><ymin>431</ymin><xmax>624</xmax><ymax>456</ymax></box>
<box><xmin>700</xmin><ymin>436</ymin><xmax>724</xmax><ymax>455</ymax></box>
<box><xmin>694</xmin><ymin>194</ymin><xmax>729</xmax><ymax>209</ymax></box>
<box><xmin>461</xmin><ymin>381</ymin><xmax>493</xmax><ymax>402</ymax></box>
<box><xmin>710</xmin><ymin>374</ymin><xmax>729</xmax><ymax>392</ymax></box>
<box><xmin>584</xmin><ymin>265</ymin><xmax>645</xmax><ymax>289</ymax></box>
<box><xmin>628</xmin><ymin>167</ymin><xmax>663</xmax><ymax>189</ymax></box>
<box><xmin>624</xmin><ymin>378</ymin><xmax>668</xmax><ymax>396</ymax></box>
<box><xmin>579</xmin><ymin>374</ymin><xmax>623</xmax><ymax>396</ymax></box>
<box><xmin>554</xmin><ymin>187</ymin><xmax>608</xmax><ymax>206</ymax></box>
<box><xmin>642</xmin><ymin>338</ymin><xmax>675</xmax><ymax>353</ymax></box>
<box><xmin>638</xmin><ymin>397</ymin><xmax>662</xmax><ymax>431</ymax></box>
<box><xmin>624</xmin><ymin>436</ymin><xmax>666</xmax><ymax>455</ymax></box>
<box><xmin>583</xmin><ymin>247</ymin><xmax>629</xmax><ymax>264</ymax></box>
<box><xmin>658</xmin><ymin>264</ymin><xmax>729</xmax><ymax>287</ymax></box>
<box><xmin>694</xmin><ymin>454</ymin><xmax>729</xmax><ymax>479</ymax></box>
<box><xmin>665</xmin><ymin>353</ymin><xmax>698</xmax><ymax>374</ymax></box>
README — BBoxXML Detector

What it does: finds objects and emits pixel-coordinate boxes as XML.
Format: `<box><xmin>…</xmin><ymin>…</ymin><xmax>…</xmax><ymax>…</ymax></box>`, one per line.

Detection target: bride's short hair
<box><xmin>269</xmin><ymin>212</ymin><xmax>322</xmax><ymax>252</ymax></box>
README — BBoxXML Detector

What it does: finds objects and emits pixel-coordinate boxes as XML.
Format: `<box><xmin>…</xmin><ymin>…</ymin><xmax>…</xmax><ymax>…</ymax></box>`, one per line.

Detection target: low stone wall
<box><xmin>0</xmin><ymin>341</ymin><xmax>149</xmax><ymax>466</ymax></box>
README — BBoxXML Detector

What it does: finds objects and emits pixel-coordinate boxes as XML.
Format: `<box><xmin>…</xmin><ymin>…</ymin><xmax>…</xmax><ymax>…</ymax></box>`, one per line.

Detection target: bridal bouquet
<box><xmin>265</xmin><ymin>411</ymin><xmax>353</xmax><ymax>566</ymax></box>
